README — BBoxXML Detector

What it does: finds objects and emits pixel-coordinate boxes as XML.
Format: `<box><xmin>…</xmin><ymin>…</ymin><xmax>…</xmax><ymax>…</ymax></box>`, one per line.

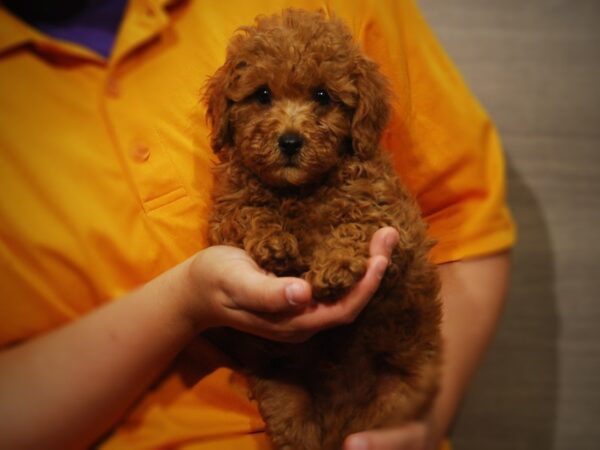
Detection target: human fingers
<box><xmin>226</xmin><ymin>269</ymin><xmax>312</xmax><ymax>314</ymax></box>
<box><xmin>344</xmin><ymin>422</ymin><xmax>429</xmax><ymax>450</ymax></box>
<box><xmin>370</xmin><ymin>226</ymin><xmax>399</xmax><ymax>259</ymax></box>
<box><xmin>248</xmin><ymin>254</ymin><xmax>389</xmax><ymax>338</ymax></box>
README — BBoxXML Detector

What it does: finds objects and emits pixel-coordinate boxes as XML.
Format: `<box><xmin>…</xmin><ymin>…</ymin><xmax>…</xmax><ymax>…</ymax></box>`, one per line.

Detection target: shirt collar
<box><xmin>0</xmin><ymin>0</ymin><xmax>178</xmax><ymax>60</ymax></box>
<box><xmin>0</xmin><ymin>6</ymin><xmax>43</xmax><ymax>55</ymax></box>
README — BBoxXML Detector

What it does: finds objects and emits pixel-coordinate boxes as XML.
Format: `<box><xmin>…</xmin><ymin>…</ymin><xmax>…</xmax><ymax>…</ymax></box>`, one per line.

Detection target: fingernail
<box><xmin>375</xmin><ymin>258</ymin><xmax>388</xmax><ymax>279</ymax></box>
<box><xmin>285</xmin><ymin>283</ymin><xmax>304</xmax><ymax>306</ymax></box>
<box><xmin>346</xmin><ymin>435</ymin><xmax>369</xmax><ymax>450</ymax></box>
<box><xmin>385</xmin><ymin>232</ymin><xmax>398</xmax><ymax>252</ymax></box>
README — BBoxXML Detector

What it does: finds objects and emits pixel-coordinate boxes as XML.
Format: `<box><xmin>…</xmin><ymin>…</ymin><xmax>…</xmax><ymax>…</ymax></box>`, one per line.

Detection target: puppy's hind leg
<box><xmin>251</xmin><ymin>377</ymin><xmax>322</xmax><ymax>450</ymax></box>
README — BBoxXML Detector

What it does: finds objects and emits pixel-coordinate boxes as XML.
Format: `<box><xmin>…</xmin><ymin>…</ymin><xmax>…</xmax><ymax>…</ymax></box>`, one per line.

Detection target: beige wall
<box><xmin>417</xmin><ymin>1</ymin><xmax>600</xmax><ymax>449</ymax></box>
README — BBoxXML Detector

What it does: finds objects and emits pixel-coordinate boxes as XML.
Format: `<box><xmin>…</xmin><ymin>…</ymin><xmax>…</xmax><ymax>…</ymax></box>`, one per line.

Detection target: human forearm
<box><xmin>0</xmin><ymin>257</ymin><xmax>198</xmax><ymax>450</ymax></box>
<box><xmin>430</xmin><ymin>251</ymin><xmax>511</xmax><ymax>442</ymax></box>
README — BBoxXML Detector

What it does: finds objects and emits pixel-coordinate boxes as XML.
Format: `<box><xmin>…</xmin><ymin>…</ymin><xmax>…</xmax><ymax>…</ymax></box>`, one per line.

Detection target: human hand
<box><xmin>344</xmin><ymin>421</ymin><xmax>439</xmax><ymax>450</ymax></box>
<box><xmin>182</xmin><ymin>227</ymin><xmax>399</xmax><ymax>342</ymax></box>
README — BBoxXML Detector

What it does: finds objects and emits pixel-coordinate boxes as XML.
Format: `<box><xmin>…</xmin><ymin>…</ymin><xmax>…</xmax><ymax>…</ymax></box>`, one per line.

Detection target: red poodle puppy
<box><xmin>204</xmin><ymin>9</ymin><xmax>442</xmax><ymax>450</ymax></box>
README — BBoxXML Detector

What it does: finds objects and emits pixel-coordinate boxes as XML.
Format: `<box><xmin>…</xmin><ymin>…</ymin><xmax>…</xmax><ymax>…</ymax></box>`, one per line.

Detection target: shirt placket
<box><xmin>100</xmin><ymin>0</ymin><xmax>187</xmax><ymax>213</ymax></box>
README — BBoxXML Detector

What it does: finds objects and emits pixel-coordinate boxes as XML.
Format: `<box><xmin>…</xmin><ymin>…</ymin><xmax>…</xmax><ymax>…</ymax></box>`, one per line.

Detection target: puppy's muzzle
<box><xmin>278</xmin><ymin>132</ymin><xmax>304</xmax><ymax>157</ymax></box>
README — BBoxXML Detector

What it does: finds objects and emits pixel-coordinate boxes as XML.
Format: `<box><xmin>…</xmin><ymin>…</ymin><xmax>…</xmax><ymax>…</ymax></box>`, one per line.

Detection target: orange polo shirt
<box><xmin>0</xmin><ymin>0</ymin><xmax>513</xmax><ymax>448</ymax></box>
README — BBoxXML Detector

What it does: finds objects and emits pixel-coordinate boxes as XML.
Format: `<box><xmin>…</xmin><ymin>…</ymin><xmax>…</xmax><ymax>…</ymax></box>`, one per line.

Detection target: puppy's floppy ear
<box><xmin>203</xmin><ymin>64</ymin><xmax>233</xmax><ymax>152</ymax></box>
<box><xmin>351</xmin><ymin>57</ymin><xmax>391</xmax><ymax>160</ymax></box>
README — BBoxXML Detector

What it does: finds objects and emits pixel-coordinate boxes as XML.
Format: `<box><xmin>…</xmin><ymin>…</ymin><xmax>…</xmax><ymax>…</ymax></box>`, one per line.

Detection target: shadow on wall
<box><xmin>451</xmin><ymin>157</ymin><xmax>560</xmax><ymax>450</ymax></box>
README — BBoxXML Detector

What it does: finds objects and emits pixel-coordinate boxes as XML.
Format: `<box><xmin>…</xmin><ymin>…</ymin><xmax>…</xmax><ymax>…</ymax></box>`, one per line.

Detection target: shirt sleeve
<box><xmin>355</xmin><ymin>0</ymin><xmax>516</xmax><ymax>263</ymax></box>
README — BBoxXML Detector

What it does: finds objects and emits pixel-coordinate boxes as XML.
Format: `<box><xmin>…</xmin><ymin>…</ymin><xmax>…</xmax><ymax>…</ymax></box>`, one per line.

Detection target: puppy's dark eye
<box><xmin>254</xmin><ymin>85</ymin><xmax>272</xmax><ymax>105</ymax></box>
<box><xmin>313</xmin><ymin>88</ymin><xmax>331</xmax><ymax>106</ymax></box>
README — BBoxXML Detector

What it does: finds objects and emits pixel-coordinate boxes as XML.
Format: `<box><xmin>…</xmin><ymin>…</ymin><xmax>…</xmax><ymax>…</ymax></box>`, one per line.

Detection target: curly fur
<box><xmin>204</xmin><ymin>9</ymin><xmax>442</xmax><ymax>450</ymax></box>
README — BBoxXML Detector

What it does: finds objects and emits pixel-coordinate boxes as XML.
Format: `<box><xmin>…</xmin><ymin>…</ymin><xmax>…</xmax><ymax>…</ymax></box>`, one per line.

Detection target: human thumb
<box><xmin>231</xmin><ymin>270</ymin><xmax>312</xmax><ymax>314</ymax></box>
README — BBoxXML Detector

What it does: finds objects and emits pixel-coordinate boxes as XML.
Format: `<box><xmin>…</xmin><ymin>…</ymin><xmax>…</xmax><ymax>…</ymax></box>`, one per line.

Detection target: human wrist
<box><xmin>135</xmin><ymin>254</ymin><xmax>212</xmax><ymax>342</ymax></box>
<box><xmin>176</xmin><ymin>250</ymin><xmax>224</xmax><ymax>334</ymax></box>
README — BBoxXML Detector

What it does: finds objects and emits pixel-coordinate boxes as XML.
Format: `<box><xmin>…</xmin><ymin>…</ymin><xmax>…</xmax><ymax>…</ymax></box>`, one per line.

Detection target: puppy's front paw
<box><xmin>246</xmin><ymin>232</ymin><xmax>300</xmax><ymax>275</ymax></box>
<box><xmin>304</xmin><ymin>256</ymin><xmax>367</xmax><ymax>301</ymax></box>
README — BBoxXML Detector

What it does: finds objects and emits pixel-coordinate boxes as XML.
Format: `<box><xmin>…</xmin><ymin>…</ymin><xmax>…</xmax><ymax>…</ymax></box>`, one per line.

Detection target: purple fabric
<box><xmin>32</xmin><ymin>0</ymin><xmax>127</xmax><ymax>58</ymax></box>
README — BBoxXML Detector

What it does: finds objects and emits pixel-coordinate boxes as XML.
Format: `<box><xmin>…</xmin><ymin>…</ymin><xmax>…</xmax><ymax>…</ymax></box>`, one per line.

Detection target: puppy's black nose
<box><xmin>278</xmin><ymin>132</ymin><xmax>304</xmax><ymax>156</ymax></box>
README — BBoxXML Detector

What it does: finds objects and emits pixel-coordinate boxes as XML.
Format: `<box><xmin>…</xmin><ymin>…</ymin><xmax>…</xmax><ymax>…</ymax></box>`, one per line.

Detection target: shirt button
<box><xmin>105</xmin><ymin>77</ymin><xmax>120</xmax><ymax>98</ymax></box>
<box><xmin>131</xmin><ymin>142</ymin><xmax>151</xmax><ymax>162</ymax></box>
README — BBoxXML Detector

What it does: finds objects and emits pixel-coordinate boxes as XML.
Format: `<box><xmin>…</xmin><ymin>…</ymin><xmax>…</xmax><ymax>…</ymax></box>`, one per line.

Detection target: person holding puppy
<box><xmin>0</xmin><ymin>1</ymin><xmax>514</xmax><ymax>449</ymax></box>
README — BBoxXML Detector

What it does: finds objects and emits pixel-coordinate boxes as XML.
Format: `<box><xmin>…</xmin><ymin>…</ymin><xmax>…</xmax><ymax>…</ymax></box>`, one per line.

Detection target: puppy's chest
<box><xmin>276</xmin><ymin>188</ymin><xmax>369</xmax><ymax>252</ymax></box>
<box><xmin>278</xmin><ymin>196</ymin><xmax>332</xmax><ymax>249</ymax></box>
